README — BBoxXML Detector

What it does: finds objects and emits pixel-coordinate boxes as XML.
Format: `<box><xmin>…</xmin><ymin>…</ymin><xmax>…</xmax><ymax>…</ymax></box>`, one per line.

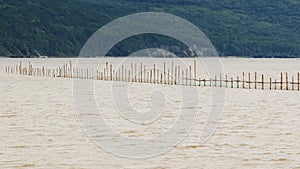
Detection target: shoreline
<box><xmin>1</xmin><ymin>56</ymin><xmax>300</xmax><ymax>59</ymax></box>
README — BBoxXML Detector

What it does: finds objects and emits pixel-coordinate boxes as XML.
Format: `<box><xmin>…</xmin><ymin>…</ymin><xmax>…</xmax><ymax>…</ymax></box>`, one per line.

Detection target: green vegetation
<box><xmin>0</xmin><ymin>0</ymin><xmax>300</xmax><ymax>57</ymax></box>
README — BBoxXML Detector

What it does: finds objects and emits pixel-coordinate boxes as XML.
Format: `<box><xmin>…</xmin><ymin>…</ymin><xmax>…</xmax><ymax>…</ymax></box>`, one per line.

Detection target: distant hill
<box><xmin>1</xmin><ymin>0</ymin><xmax>300</xmax><ymax>57</ymax></box>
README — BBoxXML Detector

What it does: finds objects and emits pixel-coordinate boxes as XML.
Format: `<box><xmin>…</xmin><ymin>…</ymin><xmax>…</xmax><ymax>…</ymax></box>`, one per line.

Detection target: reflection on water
<box><xmin>0</xmin><ymin>58</ymin><xmax>299</xmax><ymax>168</ymax></box>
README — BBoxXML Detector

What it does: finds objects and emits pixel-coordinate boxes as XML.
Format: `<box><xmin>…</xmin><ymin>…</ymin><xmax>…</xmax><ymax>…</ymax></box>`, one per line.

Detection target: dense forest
<box><xmin>0</xmin><ymin>0</ymin><xmax>300</xmax><ymax>57</ymax></box>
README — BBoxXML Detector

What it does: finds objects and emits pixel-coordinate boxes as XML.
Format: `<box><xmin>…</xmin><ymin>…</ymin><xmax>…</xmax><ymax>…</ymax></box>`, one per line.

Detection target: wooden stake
<box><xmin>242</xmin><ymin>72</ymin><xmax>245</xmax><ymax>88</ymax></box>
<box><xmin>189</xmin><ymin>66</ymin><xmax>192</xmax><ymax>86</ymax></box>
<box><xmin>164</xmin><ymin>62</ymin><xmax>166</xmax><ymax>84</ymax></box>
<box><xmin>220</xmin><ymin>74</ymin><xmax>222</xmax><ymax>87</ymax></box>
<box><xmin>70</xmin><ymin>60</ymin><xmax>72</xmax><ymax>78</ymax></box>
<box><xmin>292</xmin><ymin>76</ymin><xmax>294</xmax><ymax>91</ymax></box>
<box><xmin>150</xmin><ymin>70</ymin><xmax>152</xmax><ymax>83</ymax></box>
<box><xmin>28</xmin><ymin>62</ymin><xmax>31</xmax><ymax>75</ymax></box>
<box><xmin>87</xmin><ymin>68</ymin><xmax>89</xmax><ymax>79</ymax></box>
<box><xmin>19</xmin><ymin>61</ymin><xmax>22</xmax><ymax>74</ymax></box>
<box><xmin>118</xmin><ymin>68</ymin><xmax>121</xmax><ymax>81</ymax></box>
<box><xmin>182</xmin><ymin>70</ymin><xmax>184</xmax><ymax>86</ymax></box>
<box><xmin>140</xmin><ymin>63</ymin><xmax>143</xmax><ymax>83</ymax></box>
<box><xmin>286</xmin><ymin>72</ymin><xmax>289</xmax><ymax>90</ymax></box>
<box><xmin>280</xmin><ymin>72</ymin><xmax>283</xmax><ymax>90</ymax></box>
<box><xmin>104</xmin><ymin>68</ymin><xmax>106</xmax><ymax>80</ymax></box>
<box><xmin>178</xmin><ymin>65</ymin><xmax>180</xmax><ymax>85</ymax></box>
<box><xmin>153</xmin><ymin>64</ymin><xmax>156</xmax><ymax>84</ymax></box>
<box><xmin>110</xmin><ymin>64</ymin><xmax>113</xmax><ymax>81</ymax></box>
<box><xmin>128</xmin><ymin>70</ymin><xmax>130</xmax><ymax>82</ymax></box>
<box><xmin>147</xmin><ymin>72</ymin><xmax>149</xmax><ymax>83</ymax></box>
<box><xmin>124</xmin><ymin>69</ymin><xmax>127</xmax><ymax>82</ymax></box>
<box><xmin>168</xmin><ymin>68</ymin><xmax>170</xmax><ymax>84</ymax></box>
<box><xmin>131</xmin><ymin>62</ymin><xmax>133</xmax><ymax>82</ymax></box>
<box><xmin>194</xmin><ymin>60</ymin><xmax>197</xmax><ymax>86</ymax></box>
<box><xmin>124</xmin><ymin>68</ymin><xmax>127</xmax><ymax>82</ymax></box>
<box><xmin>270</xmin><ymin>78</ymin><xmax>272</xmax><ymax>90</ymax></box>
<box><xmin>113</xmin><ymin>70</ymin><xmax>118</xmax><ymax>81</ymax></box>
<box><xmin>122</xmin><ymin>65</ymin><xmax>124</xmax><ymax>82</ymax></box>
<box><xmin>215</xmin><ymin>75</ymin><xmax>217</xmax><ymax>87</ymax></box>
<box><xmin>144</xmin><ymin>65</ymin><xmax>146</xmax><ymax>83</ymax></box>
<box><xmin>248</xmin><ymin>73</ymin><xmax>251</xmax><ymax>89</ymax></box>
<box><xmin>106</xmin><ymin>62</ymin><xmax>108</xmax><ymax>80</ymax></box>
<box><xmin>226</xmin><ymin>74</ymin><xmax>228</xmax><ymax>88</ymax></box>
<box><xmin>172</xmin><ymin>61</ymin><xmax>174</xmax><ymax>85</ymax></box>
<box><xmin>298</xmin><ymin>72</ymin><xmax>300</xmax><ymax>91</ymax></box>
<box><xmin>175</xmin><ymin>66</ymin><xmax>177</xmax><ymax>85</ymax></box>
<box><xmin>186</xmin><ymin>69</ymin><xmax>188</xmax><ymax>85</ymax></box>
<box><xmin>255</xmin><ymin>72</ymin><xmax>257</xmax><ymax>89</ymax></box>
<box><xmin>135</xmin><ymin>63</ymin><xmax>137</xmax><ymax>82</ymax></box>
<box><xmin>262</xmin><ymin>74</ymin><xmax>264</xmax><ymax>90</ymax></box>
<box><xmin>157</xmin><ymin>70</ymin><xmax>159</xmax><ymax>84</ymax></box>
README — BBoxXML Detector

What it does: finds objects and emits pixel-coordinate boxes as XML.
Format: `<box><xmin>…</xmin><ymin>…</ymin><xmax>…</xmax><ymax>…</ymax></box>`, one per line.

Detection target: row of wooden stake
<box><xmin>4</xmin><ymin>61</ymin><xmax>300</xmax><ymax>91</ymax></box>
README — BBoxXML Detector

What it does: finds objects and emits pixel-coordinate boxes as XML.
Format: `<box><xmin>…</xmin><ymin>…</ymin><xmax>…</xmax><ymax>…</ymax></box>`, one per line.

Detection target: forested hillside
<box><xmin>1</xmin><ymin>0</ymin><xmax>300</xmax><ymax>57</ymax></box>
